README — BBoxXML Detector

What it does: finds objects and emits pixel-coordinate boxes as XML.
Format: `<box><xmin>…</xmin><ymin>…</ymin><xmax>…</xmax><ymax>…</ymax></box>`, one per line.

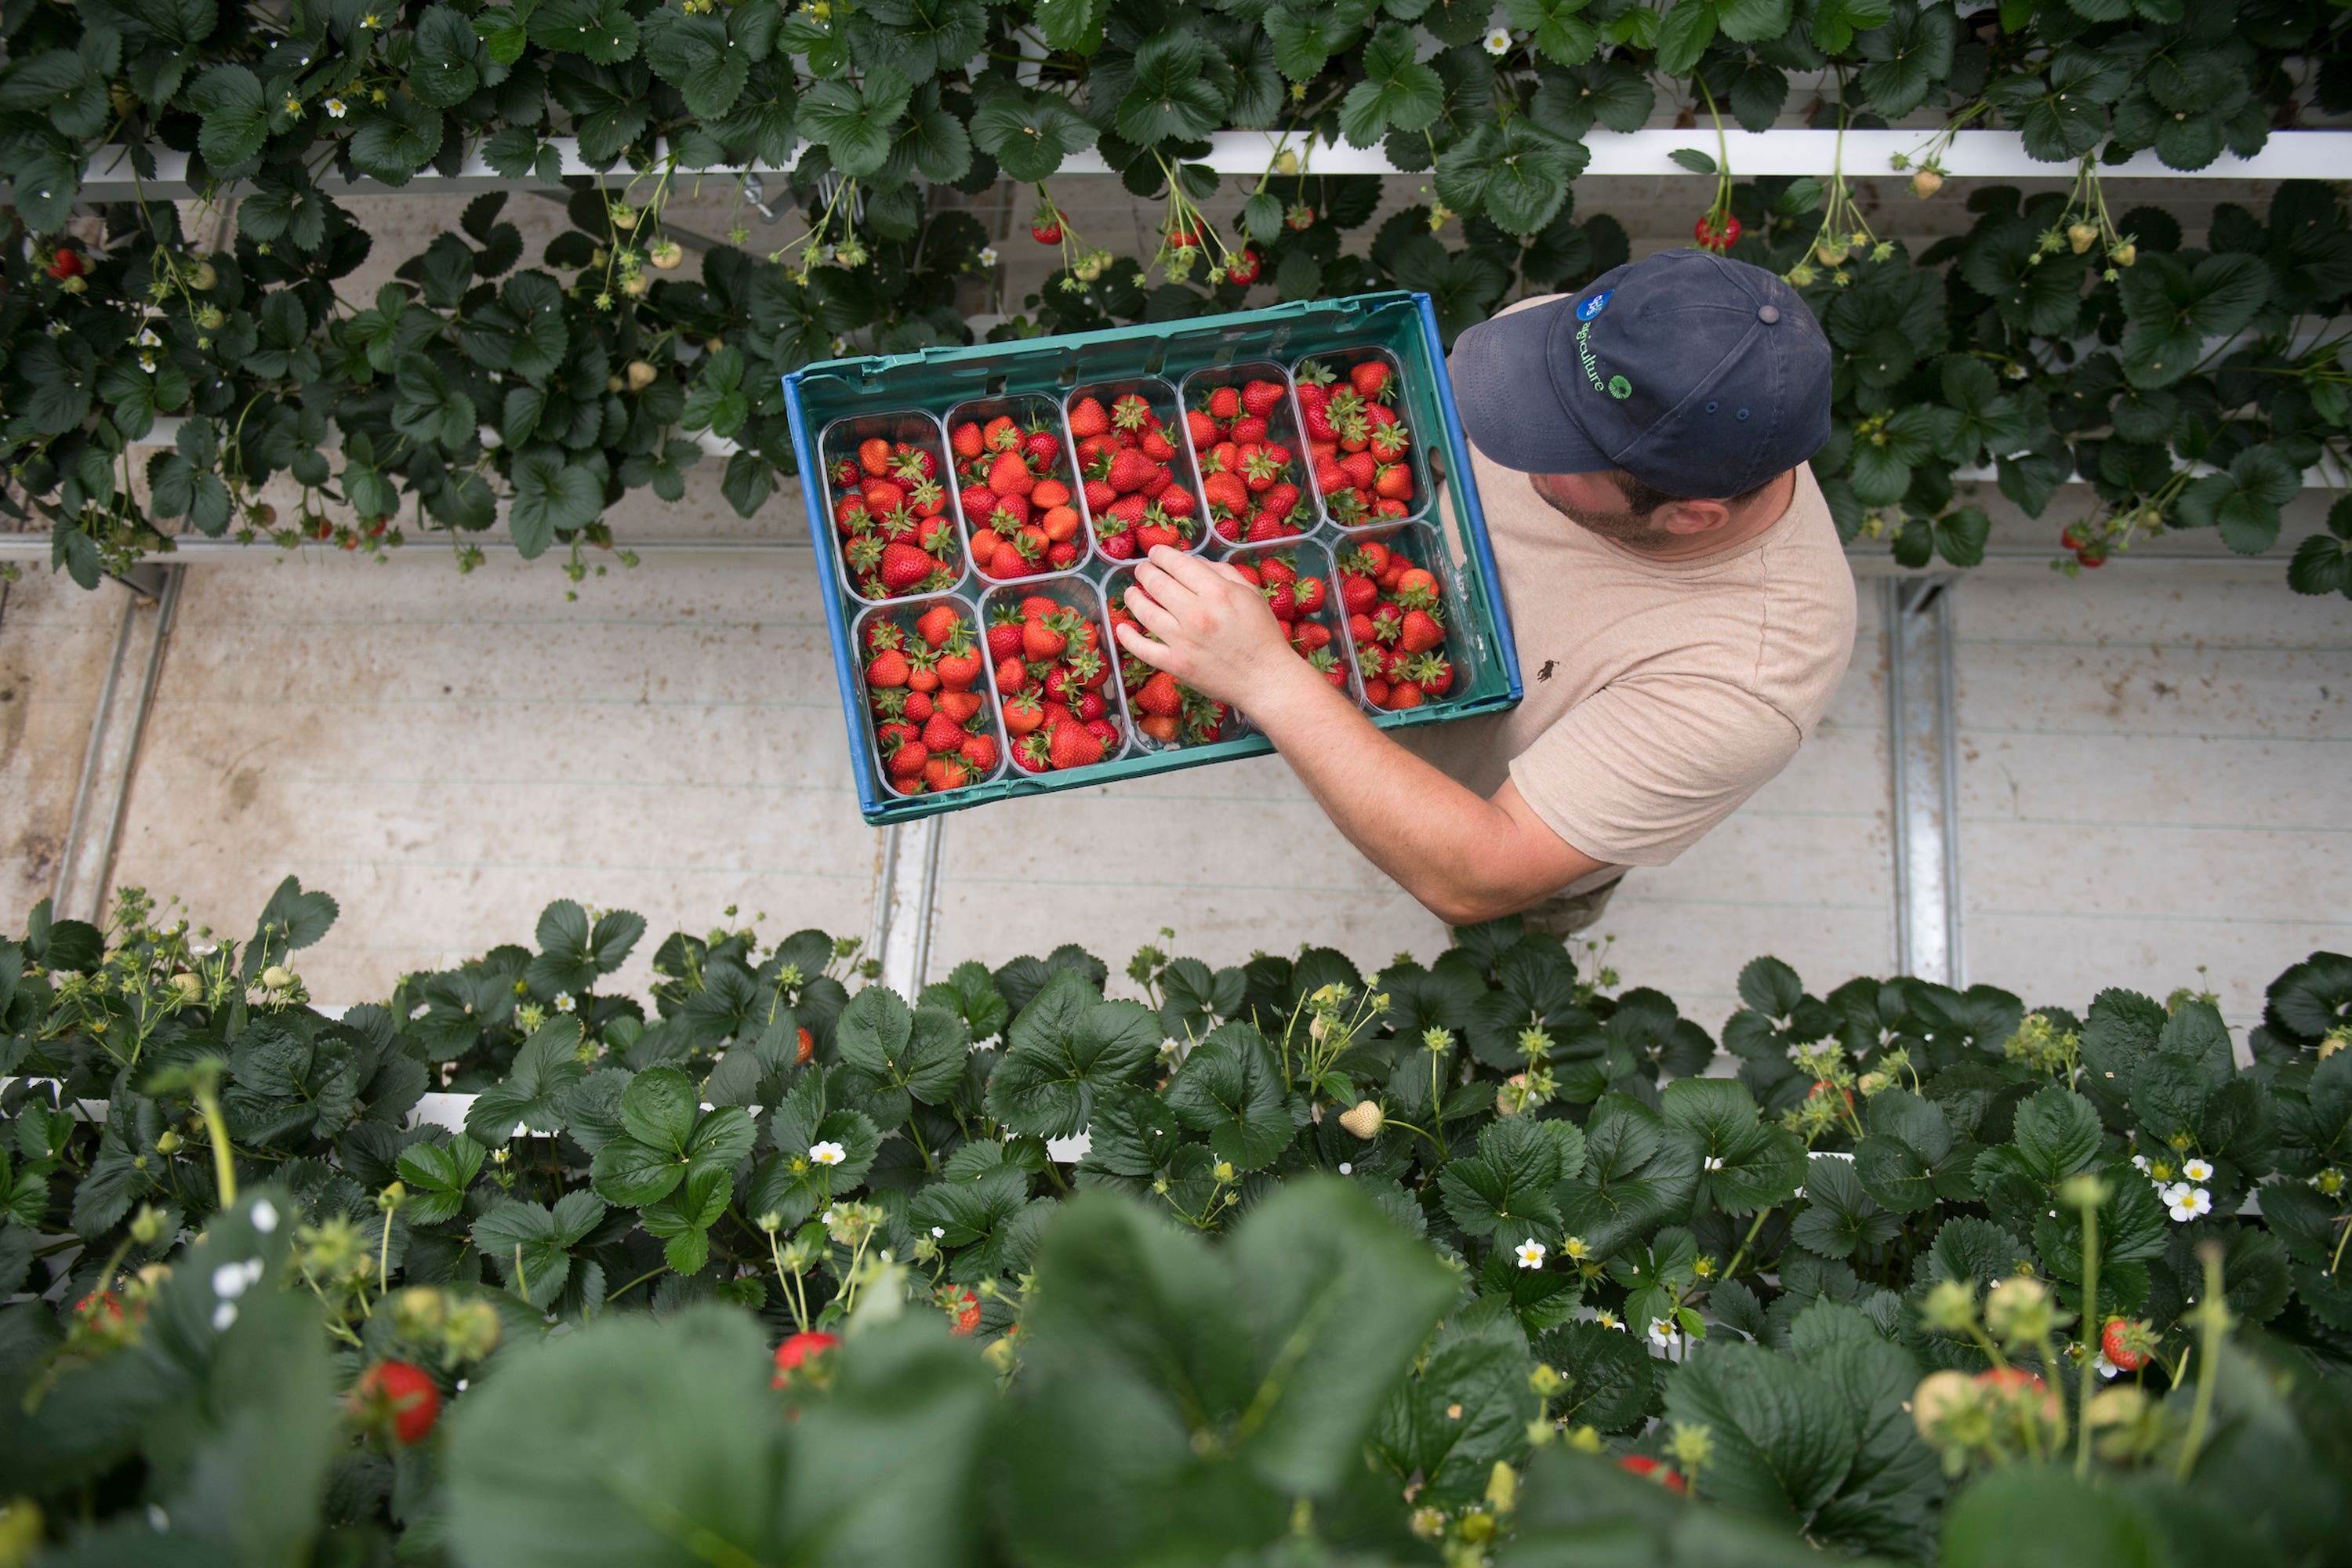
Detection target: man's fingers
<box><xmin>1130</xmin><ymin>557</ymin><xmax>1193</xmax><ymax>612</ymax></box>
<box><xmin>1114</xmin><ymin>620</ymin><xmax>1175</xmax><ymax>670</ymax></box>
<box><xmin>1122</xmin><ymin>587</ymin><xmax>1181</xmax><ymax>640</ymax></box>
<box><xmin>1147</xmin><ymin>544</ymin><xmax>1224</xmax><ymax>590</ymax></box>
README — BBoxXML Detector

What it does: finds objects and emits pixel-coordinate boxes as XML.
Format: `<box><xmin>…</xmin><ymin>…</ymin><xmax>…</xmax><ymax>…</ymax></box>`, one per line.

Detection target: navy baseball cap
<box><xmin>1449</xmin><ymin>249</ymin><xmax>1831</xmax><ymax>499</ymax></box>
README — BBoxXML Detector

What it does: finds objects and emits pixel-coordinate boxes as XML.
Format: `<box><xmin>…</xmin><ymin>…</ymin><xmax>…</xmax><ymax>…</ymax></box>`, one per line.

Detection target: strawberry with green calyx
<box><xmin>1109</xmin><ymin>394</ymin><xmax>1154</xmax><ymax>434</ymax></box>
<box><xmin>1348</xmin><ymin>361</ymin><xmax>1394</xmax><ymax>403</ymax></box>
<box><xmin>2100</xmin><ymin>1318</ymin><xmax>2151</xmax><ymax>1373</ymax></box>
<box><xmin>350</xmin><ymin>1361</ymin><xmax>442</xmax><ymax>1445</ymax></box>
<box><xmin>857</xmin><ymin>437</ymin><xmax>893</xmax><ymax>477</ymax></box>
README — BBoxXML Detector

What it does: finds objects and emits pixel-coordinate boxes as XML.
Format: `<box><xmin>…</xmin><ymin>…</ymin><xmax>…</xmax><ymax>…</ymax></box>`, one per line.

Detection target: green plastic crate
<box><xmin>782</xmin><ymin>291</ymin><xmax>1523</xmax><ymax>826</ymax></box>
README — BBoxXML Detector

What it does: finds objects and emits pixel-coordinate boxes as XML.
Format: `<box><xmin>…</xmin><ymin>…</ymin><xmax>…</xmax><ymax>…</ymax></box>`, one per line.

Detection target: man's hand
<box><xmin>1115</xmin><ymin>545</ymin><xmax>1315</xmax><ymax>712</ymax></box>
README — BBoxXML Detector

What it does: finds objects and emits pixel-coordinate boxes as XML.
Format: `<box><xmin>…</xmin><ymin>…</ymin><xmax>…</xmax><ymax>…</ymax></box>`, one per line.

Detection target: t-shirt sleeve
<box><xmin>1504</xmin><ymin>674</ymin><xmax>1801</xmax><ymax>866</ymax></box>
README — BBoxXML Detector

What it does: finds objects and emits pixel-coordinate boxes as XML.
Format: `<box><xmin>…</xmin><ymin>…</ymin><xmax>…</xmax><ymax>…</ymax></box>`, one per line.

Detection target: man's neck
<box><xmin>1602</xmin><ymin>469</ymin><xmax>1801</xmax><ymax>563</ymax></box>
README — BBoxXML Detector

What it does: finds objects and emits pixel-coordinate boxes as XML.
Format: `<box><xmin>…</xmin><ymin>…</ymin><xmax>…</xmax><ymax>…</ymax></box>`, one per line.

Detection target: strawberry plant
<box><xmin>5</xmin><ymin>882</ymin><xmax>2352</xmax><ymax>1560</ymax></box>
<box><xmin>3</xmin><ymin>2</ymin><xmax>2348</xmax><ymax>593</ymax></box>
<box><xmin>822</xmin><ymin>419</ymin><xmax>960</xmax><ymax>601</ymax></box>
<box><xmin>857</xmin><ymin>597</ymin><xmax>1000</xmax><ymax>797</ymax></box>
<box><xmin>947</xmin><ymin>397</ymin><xmax>1087</xmax><ymax>581</ymax></box>
<box><xmin>1065</xmin><ymin>381</ymin><xmax>1207</xmax><ymax>564</ymax></box>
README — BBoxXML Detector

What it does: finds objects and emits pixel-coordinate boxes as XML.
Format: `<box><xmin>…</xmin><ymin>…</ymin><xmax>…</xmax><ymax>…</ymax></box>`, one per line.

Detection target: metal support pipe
<box><xmin>864</xmin><ymin>817</ymin><xmax>943</xmax><ymax>998</ymax></box>
<box><xmin>1882</xmin><ymin>576</ymin><xmax>1965</xmax><ymax>985</ymax></box>
<box><xmin>53</xmin><ymin>568</ymin><xmax>183</xmax><ymax>920</ymax></box>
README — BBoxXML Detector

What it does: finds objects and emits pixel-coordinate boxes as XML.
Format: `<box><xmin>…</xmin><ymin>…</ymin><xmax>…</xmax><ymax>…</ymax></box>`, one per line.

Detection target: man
<box><xmin>1116</xmin><ymin>249</ymin><xmax>1857</xmax><ymax>935</ymax></box>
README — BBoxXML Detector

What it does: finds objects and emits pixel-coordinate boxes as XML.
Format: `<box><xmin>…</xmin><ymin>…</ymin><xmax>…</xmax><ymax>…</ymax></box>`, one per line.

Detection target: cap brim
<box><xmin>1447</xmin><ymin>300</ymin><xmax>1617</xmax><ymax>475</ymax></box>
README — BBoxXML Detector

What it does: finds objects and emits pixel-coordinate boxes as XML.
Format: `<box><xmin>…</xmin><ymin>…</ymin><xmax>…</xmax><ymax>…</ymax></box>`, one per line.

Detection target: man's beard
<box><xmin>1527</xmin><ymin>474</ymin><xmax>1676</xmax><ymax>549</ymax></box>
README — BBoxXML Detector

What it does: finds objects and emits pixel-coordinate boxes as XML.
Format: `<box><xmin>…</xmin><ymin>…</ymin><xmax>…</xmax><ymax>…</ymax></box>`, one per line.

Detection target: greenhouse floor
<box><xmin>5</xmin><ymin>513</ymin><xmax>2343</xmax><ymax>1036</ymax></box>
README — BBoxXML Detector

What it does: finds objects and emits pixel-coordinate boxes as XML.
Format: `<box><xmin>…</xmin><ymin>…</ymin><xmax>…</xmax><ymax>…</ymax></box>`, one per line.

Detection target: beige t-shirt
<box><xmin>1400</xmin><ymin>311</ymin><xmax>1858</xmax><ymax>895</ymax></box>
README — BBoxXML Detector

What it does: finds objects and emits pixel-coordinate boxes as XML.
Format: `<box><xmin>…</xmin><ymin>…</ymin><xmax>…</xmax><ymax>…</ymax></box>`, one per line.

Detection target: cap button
<box><xmin>1758</xmin><ymin>305</ymin><xmax>1780</xmax><ymax>324</ymax></box>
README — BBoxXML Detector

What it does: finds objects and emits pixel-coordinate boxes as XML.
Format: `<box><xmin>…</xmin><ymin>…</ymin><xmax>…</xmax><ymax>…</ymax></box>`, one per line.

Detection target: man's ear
<box><xmin>1661</xmin><ymin>499</ymin><xmax>1733</xmax><ymax>536</ymax></box>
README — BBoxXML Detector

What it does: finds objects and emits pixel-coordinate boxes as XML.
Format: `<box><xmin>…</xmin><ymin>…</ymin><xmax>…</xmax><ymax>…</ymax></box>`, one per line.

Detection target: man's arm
<box><xmin>1116</xmin><ymin>546</ymin><xmax>1608</xmax><ymax>924</ymax></box>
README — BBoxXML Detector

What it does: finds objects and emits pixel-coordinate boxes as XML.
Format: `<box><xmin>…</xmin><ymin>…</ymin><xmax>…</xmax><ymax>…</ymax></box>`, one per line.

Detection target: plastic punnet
<box><xmin>975</xmin><ymin>571</ymin><xmax>1137</xmax><ymax>775</ymax></box>
<box><xmin>816</xmin><ymin>409</ymin><xmax>965</xmax><ymax>606</ymax></box>
<box><xmin>1063</xmin><ymin>376</ymin><xmax>1212</xmax><ymax>569</ymax></box>
<box><xmin>1328</xmin><ymin>517</ymin><xmax>1475</xmax><ymax>717</ymax></box>
<box><xmin>847</xmin><ymin>590</ymin><xmax>1010</xmax><ymax>799</ymax></box>
<box><xmin>941</xmin><ymin>394</ymin><xmax>1091</xmax><ymax>583</ymax></box>
<box><xmin>1289</xmin><ymin>344</ymin><xmax>1438</xmax><ymax>535</ymax></box>
<box><xmin>1099</xmin><ymin>567</ymin><xmax>1241</xmax><ymax>752</ymax></box>
<box><xmin>1218</xmin><ymin>535</ymin><xmax>1363</xmax><ymax>725</ymax></box>
<box><xmin>1173</xmin><ymin>361</ymin><xmax>1316</xmax><ymax>550</ymax></box>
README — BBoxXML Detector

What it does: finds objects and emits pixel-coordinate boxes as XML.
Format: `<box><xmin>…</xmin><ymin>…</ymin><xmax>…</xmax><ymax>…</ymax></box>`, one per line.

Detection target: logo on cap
<box><xmin>1576</xmin><ymin>290</ymin><xmax>1613</xmax><ymax>321</ymax></box>
<box><xmin>1608</xmin><ymin>375</ymin><xmax>1632</xmax><ymax>399</ymax></box>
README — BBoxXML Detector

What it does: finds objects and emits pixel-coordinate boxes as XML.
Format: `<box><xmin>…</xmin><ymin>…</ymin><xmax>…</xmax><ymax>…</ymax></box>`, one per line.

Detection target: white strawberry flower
<box><xmin>249</xmin><ymin>1198</ymin><xmax>279</xmax><ymax>1233</ymax></box>
<box><xmin>211</xmin><ymin>1301</ymin><xmax>238</xmax><ymax>1330</ymax></box>
<box><xmin>1647</xmin><ymin>1319</ymin><xmax>1683</xmax><ymax>1352</ymax></box>
<box><xmin>1338</xmin><ymin>1162</ymin><xmax>1352</xmax><ymax>1175</ymax></box>
<box><xmin>1483</xmin><ymin>27</ymin><xmax>1512</xmax><ymax>54</ymax></box>
<box><xmin>45</xmin><ymin>321</ymin><xmax>66</xmax><ymax>337</ymax></box>
<box><xmin>1593</xmin><ymin>1310</ymin><xmax>1624</xmax><ymax>1331</ymax></box>
<box><xmin>553</xmin><ymin>991</ymin><xmax>575</xmax><ymax>1013</ymax></box>
<box><xmin>2094</xmin><ymin>1349</ymin><xmax>2120</xmax><ymax>1379</ymax></box>
<box><xmin>931</xmin><ymin>1226</ymin><xmax>946</xmax><ymax>1238</ymax></box>
<box><xmin>2131</xmin><ymin>1153</ymin><xmax>2149</xmax><ymax>1171</ymax></box>
<box><xmin>2163</xmin><ymin>1182</ymin><xmax>2212</xmax><ymax>1222</ymax></box>
<box><xmin>1704</xmin><ymin>1155</ymin><xmax>1724</xmax><ymax>1171</ymax></box>
<box><xmin>325</xmin><ymin>97</ymin><xmax>348</xmax><ymax>118</ymax></box>
<box><xmin>1515</xmin><ymin>1239</ymin><xmax>1547</xmax><ymax>1269</ymax></box>
<box><xmin>2182</xmin><ymin>1157</ymin><xmax>2213</xmax><ymax>1182</ymax></box>
<box><xmin>978</xmin><ymin>245</ymin><xmax>1000</xmax><ymax>268</ymax></box>
<box><xmin>810</xmin><ymin>1140</ymin><xmax>847</xmax><ymax>1167</ymax></box>
<box><xmin>135</xmin><ymin>326</ymin><xmax>161</xmax><ymax>347</ymax></box>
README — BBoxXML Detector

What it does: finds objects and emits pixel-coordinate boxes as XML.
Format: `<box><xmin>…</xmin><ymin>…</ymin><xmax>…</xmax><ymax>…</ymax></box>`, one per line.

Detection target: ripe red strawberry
<box><xmin>830</xmin><ymin>457</ymin><xmax>862</xmax><ymax>488</ymax></box>
<box><xmin>1106</xmin><ymin>449</ymin><xmax>1160</xmax><ymax>493</ymax></box>
<box><xmin>1412</xmin><ymin>654</ymin><xmax>1454</xmax><ymax>695</ymax></box>
<box><xmin>1186</xmin><ymin>408</ymin><xmax>1220</xmax><ymax>448</ymax></box>
<box><xmin>1048</xmin><ymin>720</ymin><xmax>1105</xmax><ymax>770</ymax></box>
<box><xmin>1031</xmin><ymin>218</ymin><xmax>1062</xmax><ymax>244</ymax></box>
<box><xmin>1294</xmin><ymin>576</ymin><xmax>1327</xmax><ymax>615</ymax></box>
<box><xmin>950</xmin><ymin>421</ymin><xmax>984</xmax><ymax>459</ymax></box>
<box><xmin>1262</xmin><ymin>581</ymin><xmax>1296</xmax><ymax>620</ymax></box>
<box><xmin>986</xmin><ymin>615</ymin><xmax>1027</xmax><ymax>662</ymax></box>
<box><xmin>1024</xmin><ymin>430</ymin><xmax>1062</xmax><ymax>469</ymax></box>
<box><xmin>1245</xmin><ymin>512</ymin><xmax>1289</xmax><ymax>543</ymax></box>
<box><xmin>1374</xmin><ymin>463</ymin><xmax>1416</xmax><ymax>501</ymax></box>
<box><xmin>1103</xmin><ymin>492</ymin><xmax>1149</xmax><ymax>532</ymax></box>
<box><xmin>1085</xmin><ymin>717</ymin><xmax>1120</xmax><ymax>749</ymax></box>
<box><xmin>2101</xmin><ymin>1319</ymin><xmax>2148</xmax><ymax>1373</ymax></box>
<box><xmin>961</xmin><ymin>732</ymin><xmax>1000</xmax><ymax>771</ymax></box>
<box><xmin>1140</xmin><ymin>427</ymin><xmax>1177</xmax><ymax>463</ymax></box>
<box><xmin>353</xmin><ymin>1361</ymin><xmax>441</xmax><ymax>1445</ymax></box>
<box><xmin>987</xmin><ymin>450</ymin><xmax>1034</xmax><ymax>499</ymax></box>
<box><xmin>1338</xmin><ymin>452</ymin><xmax>1377</xmax><ymax>492</ymax></box>
<box><xmin>937</xmin><ymin>689</ymin><xmax>982</xmax><ymax>722</ymax></box>
<box><xmin>1110</xmin><ymin>394</ymin><xmax>1152</xmax><ymax>434</ymax></box>
<box><xmin>1397</xmin><ymin>608</ymin><xmax>1444</xmax><ymax>654</ymax></box>
<box><xmin>1208</xmin><ymin>386</ymin><xmax>1241</xmax><ymax>422</ymax></box>
<box><xmin>1348</xmin><ymin>361</ymin><xmax>1393</xmax><ymax>402</ymax></box>
<box><xmin>1299</xmin><ymin>401</ymin><xmax>1336</xmax><ymax>441</ymax></box>
<box><xmin>880</xmin><ymin>541</ymin><xmax>942</xmax><ymax>594</ymax></box>
<box><xmin>1226</xmin><ymin>249</ymin><xmax>1259</xmax><ymax>285</ymax></box>
<box><xmin>887</xmin><ymin>739</ymin><xmax>929</xmax><ymax>778</ymax></box>
<box><xmin>1022</xmin><ymin>614</ymin><xmax>1068</xmax><ymax>660</ymax></box>
<box><xmin>935</xmin><ymin>649</ymin><xmax>980</xmax><ymax>690</ymax></box>
<box><xmin>1068</xmin><ymin>397</ymin><xmax>1110</xmax><ymax>439</ymax></box>
<box><xmin>1047</xmin><ymin>539</ymin><xmax>1081</xmax><ymax>569</ymax></box>
<box><xmin>1075</xmin><ymin>688</ymin><xmax>1107</xmax><ymax>722</ymax></box>
<box><xmin>833</xmin><ymin>494</ymin><xmax>870</xmax><ymax>532</ymax></box>
<box><xmin>1202</xmin><ymin>470</ymin><xmax>1250</xmax><ymax>516</ymax></box>
<box><xmin>1291</xmin><ymin>619</ymin><xmax>1331</xmax><ymax>653</ymax></box>
<box><xmin>867</xmin><ymin>648</ymin><xmax>910</xmax><ymax>687</ymax></box>
<box><xmin>1099</xmin><ymin>531</ymin><xmax>1137</xmax><ymax>560</ymax></box>
<box><xmin>920</xmin><ymin>713</ymin><xmax>967</xmax><ymax>753</ymax></box>
<box><xmin>915</xmin><ymin>604</ymin><xmax>958</xmax><ymax>648</ymax></box>
<box><xmin>993</xmin><ymin>655</ymin><xmax>1026</xmax><ymax>693</ymax></box>
<box><xmin>1307</xmin><ymin>647</ymin><xmax>1347</xmax><ymax>688</ymax></box>
<box><xmin>1241</xmin><ymin>379</ymin><xmax>1285</xmax><ymax>417</ymax></box>
<box><xmin>858</xmin><ymin>437</ymin><xmax>893</xmax><ymax>477</ymax></box>
<box><xmin>1156</xmin><ymin>486</ymin><xmax>1197</xmax><ymax>521</ymax></box>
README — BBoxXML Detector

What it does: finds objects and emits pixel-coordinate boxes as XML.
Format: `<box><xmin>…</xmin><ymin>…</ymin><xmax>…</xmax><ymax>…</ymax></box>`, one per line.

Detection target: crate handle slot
<box><xmin>987</xmin><ymin>372</ymin><xmax>1007</xmax><ymax>397</ymax></box>
<box><xmin>1143</xmin><ymin>343</ymin><xmax>1167</xmax><ymax>377</ymax></box>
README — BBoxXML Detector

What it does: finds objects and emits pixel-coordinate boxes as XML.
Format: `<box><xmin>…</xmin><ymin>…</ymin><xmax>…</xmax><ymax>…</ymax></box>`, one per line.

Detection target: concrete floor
<box><xmin>7</xmin><ymin>533</ymin><xmax>2342</xmax><ymax>1040</ymax></box>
